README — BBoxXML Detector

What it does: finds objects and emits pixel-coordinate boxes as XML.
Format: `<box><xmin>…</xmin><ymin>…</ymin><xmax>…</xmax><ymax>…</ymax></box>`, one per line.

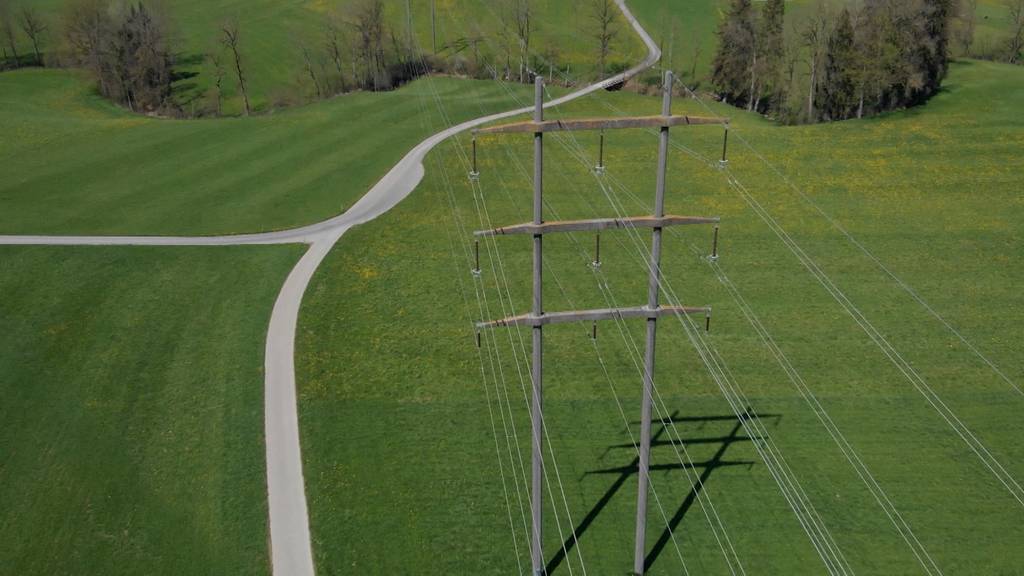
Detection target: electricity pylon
<box><xmin>473</xmin><ymin>71</ymin><xmax>727</xmax><ymax>576</ymax></box>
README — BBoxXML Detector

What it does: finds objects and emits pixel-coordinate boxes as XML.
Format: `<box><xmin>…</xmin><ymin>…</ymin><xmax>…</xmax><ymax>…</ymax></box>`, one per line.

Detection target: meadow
<box><xmin>0</xmin><ymin>69</ymin><xmax>533</xmax><ymax>235</ymax></box>
<box><xmin>0</xmin><ymin>244</ymin><xmax>303</xmax><ymax>574</ymax></box>
<box><xmin>295</xmin><ymin>59</ymin><xmax>1024</xmax><ymax>574</ymax></box>
<box><xmin>1</xmin><ymin>0</ymin><xmax>1022</xmax><ymax>574</ymax></box>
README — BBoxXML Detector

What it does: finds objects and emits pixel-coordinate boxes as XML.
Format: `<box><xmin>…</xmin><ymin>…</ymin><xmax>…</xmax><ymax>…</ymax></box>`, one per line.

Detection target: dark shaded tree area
<box><xmin>60</xmin><ymin>0</ymin><xmax>174</xmax><ymax>113</ymax></box>
<box><xmin>712</xmin><ymin>0</ymin><xmax>958</xmax><ymax>123</ymax></box>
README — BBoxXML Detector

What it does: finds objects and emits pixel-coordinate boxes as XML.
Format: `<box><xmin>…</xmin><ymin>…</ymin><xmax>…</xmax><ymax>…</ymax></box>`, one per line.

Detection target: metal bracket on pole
<box><xmin>709</xmin><ymin>225</ymin><xmax>720</xmax><ymax>263</ymax></box>
<box><xmin>469</xmin><ymin>136</ymin><xmax>481</xmax><ymax>181</ymax></box>
<box><xmin>719</xmin><ymin>125</ymin><xmax>730</xmax><ymax>170</ymax></box>
<box><xmin>472</xmin><ymin>240</ymin><xmax>482</xmax><ymax>277</ymax></box>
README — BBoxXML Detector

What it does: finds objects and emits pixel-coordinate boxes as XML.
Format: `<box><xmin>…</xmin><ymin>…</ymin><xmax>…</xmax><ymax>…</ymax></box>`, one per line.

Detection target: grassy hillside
<box><xmin>12</xmin><ymin>0</ymin><xmax>645</xmax><ymax>113</ymax></box>
<box><xmin>0</xmin><ymin>69</ymin><xmax>537</xmax><ymax>235</ymax></box>
<box><xmin>0</xmin><ymin>244</ymin><xmax>303</xmax><ymax>575</ymax></box>
<box><xmin>296</xmin><ymin>59</ymin><xmax>1023</xmax><ymax>574</ymax></box>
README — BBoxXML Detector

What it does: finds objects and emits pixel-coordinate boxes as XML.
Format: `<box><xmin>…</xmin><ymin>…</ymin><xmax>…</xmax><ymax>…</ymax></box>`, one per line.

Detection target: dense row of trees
<box><xmin>712</xmin><ymin>0</ymin><xmax>957</xmax><ymax>123</ymax></box>
<box><xmin>4</xmin><ymin>0</ymin><xmax>1024</xmax><ymax>118</ymax></box>
<box><xmin>711</xmin><ymin>0</ymin><xmax>1024</xmax><ymax>123</ymax></box>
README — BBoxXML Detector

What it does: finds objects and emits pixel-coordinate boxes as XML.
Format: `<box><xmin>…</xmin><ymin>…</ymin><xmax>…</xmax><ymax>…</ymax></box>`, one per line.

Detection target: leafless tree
<box><xmin>60</xmin><ymin>0</ymin><xmax>111</xmax><ymax>93</ymax></box>
<box><xmin>324</xmin><ymin>12</ymin><xmax>348</xmax><ymax>92</ymax></box>
<box><xmin>589</xmin><ymin>0</ymin><xmax>618</xmax><ymax>79</ymax></box>
<box><xmin>496</xmin><ymin>13</ymin><xmax>514</xmax><ymax>80</ymax></box>
<box><xmin>1007</xmin><ymin>0</ymin><xmax>1024</xmax><ymax>63</ymax></box>
<box><xmin>954</xmin><ymin>0</ymin><xmax>977</xmax><ymax>56</ymax></box>
<box><xmin>351</xmin><ymin>0</ymin><xmax>387</xmax><ymax>90</ymax></box>
<box><xmin>220</xmin><ymin>19</ymin><xmax>250</xmax><ymax>115</ymax></box>
<box><xmin>690</xmin><ymin>37</ymin><xmax>702</xmax><ymax>87</ymax></box>
<box><xmin>18</xmin><ymin>6</ymin><xmax>47</xmax><ymax>65</ymax></box>
<box><xmin>504</xmin><ymin>0</ymin><xmax>530</xmax><ymax>83</ymax></box>
<box><xmin>801</xmin><ymin>1</ymin><xmax>830</xmax><ymax>120</ymax></box>
<box><xmin>210</xmin><ymin>51</ymin><xmax>225</xmax><ymax>115</ymax></box>
<box><xmin>0</xmin><ymin>0</ymin><xmax>18</xmax><ymax>67</ymax></box>
<box><xmin>518</xmin><ymin>0</ymin><xmax>531</xmax><ymax>82</ymax></box>
<box><xmin>297</xmin><ymin>38</ymin><xmax>323</xmax><ymax>99</ymax></box>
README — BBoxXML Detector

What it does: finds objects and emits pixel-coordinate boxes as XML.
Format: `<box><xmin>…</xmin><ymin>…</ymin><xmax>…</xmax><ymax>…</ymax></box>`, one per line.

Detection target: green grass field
<box><xmin>2</xmin><ymin>0</ymin><xmax>1023</xmax><ymax>574</ymax></box>
<box><xmin>0</xmin><ymin>69</ymin><xmax>539</xmax><ymax>235</ymax></box>
<box><xmin>0</xmin><ymin>244</ymin><xmax>303</xmax><ymax>575</ymax></box>
<box><xmin>295</xmin><ymin>58</ymin><xmax>1024</xmax><ymax>574</ymax></box>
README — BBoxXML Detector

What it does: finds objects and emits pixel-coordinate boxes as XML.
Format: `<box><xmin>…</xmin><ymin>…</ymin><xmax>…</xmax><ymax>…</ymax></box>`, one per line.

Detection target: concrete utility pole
<box><xmin>635</xmin><ymin>69</ymin><xmax>674</xmax><ymax>576</ymax></box>
<box><xmin>431</xmin><ymin>0</ymin><xmax>437</xmax><ymax>54</ymax></box>
<box><xmin>474</xmin><ymin>72</ymin><xmax>728</xmax><ymax>575</ymax></box>
<box><xmin>530</xmin><ymin>75</ymin><xmax>545</xmax><ymax>576</ymax></box>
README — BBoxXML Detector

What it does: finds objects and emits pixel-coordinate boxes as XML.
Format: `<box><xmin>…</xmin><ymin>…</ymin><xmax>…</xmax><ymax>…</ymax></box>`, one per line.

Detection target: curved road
<box><xmin>0</xmin><ymin>3</ymin><xmax>660</xmax><ymax>574</ymax></box>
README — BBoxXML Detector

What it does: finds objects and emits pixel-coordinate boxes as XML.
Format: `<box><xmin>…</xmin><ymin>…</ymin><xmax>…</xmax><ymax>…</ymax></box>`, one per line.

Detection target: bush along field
<box><xmin>296</xmin><ymin>58</ymin><xmax>1023</xmax><ymax>574</ymax></box>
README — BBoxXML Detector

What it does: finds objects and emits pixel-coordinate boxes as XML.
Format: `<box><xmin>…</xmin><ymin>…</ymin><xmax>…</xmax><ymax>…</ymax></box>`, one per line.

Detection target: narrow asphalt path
<box><xmin>0</xmin><ymin>3</ymin><xmax>660</xmax><ymax>574</ymax></box>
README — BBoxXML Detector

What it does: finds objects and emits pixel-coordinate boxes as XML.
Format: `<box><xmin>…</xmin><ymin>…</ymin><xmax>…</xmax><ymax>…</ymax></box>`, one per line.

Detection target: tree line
<box><xmin>207</xmin><ymin>0</ymin><xmax>629</xmax><ymax>113</ymax></box>
<box><xmin>1</xmin><ymin>0</ymin><xmax>628</xmax><ymax>117</ymax></box>
<box><xmin>711</xmin><ymin>0</ymin><xmax>1024</xmax><ymax>124</ymax></box>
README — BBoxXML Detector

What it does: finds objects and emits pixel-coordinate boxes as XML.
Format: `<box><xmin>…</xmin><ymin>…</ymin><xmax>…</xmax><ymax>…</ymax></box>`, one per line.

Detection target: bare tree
<box><xmin>297</xmin><ymin>38</ymin><xmax>323</xmax><ymax>99</ymax></box>
<box><xmin>497</xmin><ymin>11</ymin><xmax>514</xmax><ymax>79</ymax></box>
<box><xmin>509</xmin><ymin>0</ymin><xmax>530</xmax><ymax>82</ymax></box>
<box><xmin>220</xmin><ymin>19</ymin><xmax>250</xmax><ymax>115</ymax></box>
<box><xmin>690</xmin><ymin>37</ymin><xmax>702</xmax><ymax>87</ymax></box>
<box><xmin>749</xmin><ymin>30</ymin><xmax>759</xmax><ymax>111</ymax></box>
<box><xmin>1007</xmin><ymin>0</ymin><xmax>1024</xmax><ymax>63</ymax></box>
<box><xmin>324</xmin><ymin>12</ymin><xmax>348</xmax><ymax>92</ymax></box>
<box><xmin>801</xmin><ymin>1</ymin><xmax>830</xmax><ymax>121</ymax></box>
<box><xmin>61</xmin><ymin>0</ymin><xmax>111</xmax><ymax>94</ymax></box>
<box><xmin>19</xmin><ymin>5</ymin><xmax>46</xmax><ymax>65</ymax></box>
<box><xmin>352</xmin><ymin>0</ymin><xmax>387</xmax><ymax>91</ymax></box>
<box><xmin>210</xmin><ymin>51</ymin><xmax>225</xmax><ymax>115</ymax></box>
<box><xmin>955</xmin><ymin>0</ymin><xmax>977</xmax><ymax>56</ymax></box>
<box><xmin>0</xmin><ymin>0</ymin><xmax>18</xmax><ymax>67</ymax></box>
<box><xmin>589</xmin><ymin>0</ymin><xmax>618</xmax><ymax>79</ymax></box>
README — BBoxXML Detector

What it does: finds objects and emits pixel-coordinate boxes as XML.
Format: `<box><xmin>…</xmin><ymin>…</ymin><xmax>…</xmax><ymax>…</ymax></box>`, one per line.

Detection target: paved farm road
<box><xmin>0</xmin><ymin>3</ymin><xmax>660</xmax><ymax>574</ymax></box>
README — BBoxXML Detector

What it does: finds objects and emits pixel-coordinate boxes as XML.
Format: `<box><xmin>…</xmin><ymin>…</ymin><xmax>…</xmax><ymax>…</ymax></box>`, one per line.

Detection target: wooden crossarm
<box><xmin>474</xmin><ymin>215</ymin><xmax>719</xmax><ymax>237</ymax></box>
<box><xmin>473</xmin><ymin>114</ymin><xmax>728</xmax><ymax>135</ymax></box>
<box><xmin>477</xmin><ymin>305</ymin><xmax>709</xmax><ymax>329</ymax></box>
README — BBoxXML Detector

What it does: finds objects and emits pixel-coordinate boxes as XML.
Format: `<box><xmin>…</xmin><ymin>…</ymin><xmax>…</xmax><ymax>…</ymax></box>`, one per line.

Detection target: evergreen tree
<box><xmin>759</xmin><ymin>0</ymin><xmax>786</xmax><ymax>112</ymax></box>
<box><xmin>821</xmin><ymin>8</ymin><xmax>858</xmax><ymax>119</ymax></box>
<box><xmin>853</xmin><ymin>1</ymin><xmax>899</xmax><ymax>118</ymax></box>
<box><xmin>920</xmin><ymin>0</ymin><xmax>953</xmax><ymax>91</ymax></box>
<box><xmin>711</xmin><ymin>0</ymin><xmax>755</xmax><ymax>106</ymax></box>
